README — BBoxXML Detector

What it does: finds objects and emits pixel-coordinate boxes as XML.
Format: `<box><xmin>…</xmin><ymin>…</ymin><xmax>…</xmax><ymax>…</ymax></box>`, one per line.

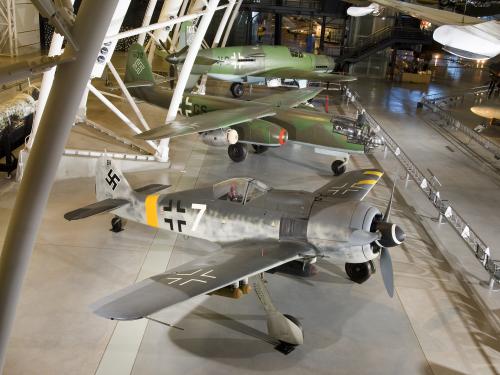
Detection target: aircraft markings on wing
<box><xmin>123</xmin><ymin>43</ymin><xmax>383</xmax><ymax>175</ymax></box>
<box><xmin>64</xmin><ymin>157</ymin><xmax>406</xmax><ymax>351</ymax></box>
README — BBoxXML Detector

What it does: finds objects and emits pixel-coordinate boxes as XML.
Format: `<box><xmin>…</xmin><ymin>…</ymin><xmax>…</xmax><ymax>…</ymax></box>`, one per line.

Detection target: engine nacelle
<box><xmin>232</xmin><ymin>119</ymin><xmax>288</xmax><ymax>147</ymax></box>
<box><xmin>306</xmin><ymin>200</ymin><xmax>382</xmax><ymax>263</ymax></box>
<box><xmin>200</xmin><ymin>128</ymin><xmax>238</xmax><ymax>147</ymax></box>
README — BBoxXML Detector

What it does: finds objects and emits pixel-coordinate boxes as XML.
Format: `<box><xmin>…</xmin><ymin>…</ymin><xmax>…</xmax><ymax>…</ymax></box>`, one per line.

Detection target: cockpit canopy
<box><xmin>213</xmin><ymin>177</ymin><xmax>270</xmax><ymax>204</ymax></box>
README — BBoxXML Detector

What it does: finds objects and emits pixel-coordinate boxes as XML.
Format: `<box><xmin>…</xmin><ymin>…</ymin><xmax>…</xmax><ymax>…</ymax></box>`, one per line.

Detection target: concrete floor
<box><xmin>1</xmin><ymin>60</ymin><xmax>500</xmax><ymax>374</ymax></box>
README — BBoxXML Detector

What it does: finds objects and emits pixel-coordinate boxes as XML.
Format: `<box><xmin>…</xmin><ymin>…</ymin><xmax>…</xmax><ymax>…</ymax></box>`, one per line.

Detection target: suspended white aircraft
<box><xmin>346</xmin><ymin>0</ymin><xmax>500</xmax><ymax>60</ymax></box>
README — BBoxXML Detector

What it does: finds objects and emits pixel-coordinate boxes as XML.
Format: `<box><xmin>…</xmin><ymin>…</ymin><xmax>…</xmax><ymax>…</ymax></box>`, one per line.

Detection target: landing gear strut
<box><xmin>345</xmin><ymin>261</ymin><xmax>374</xmax><ymax>284</ymax></box>
<box><xmin>230</xmin><ymin>82</ymin><xmax>244</xmax><ymax>98</ymax></box>
<box><xmin>254</xmin><ymin>275</ymin><xmax>303</xmax><ymax>354</ymax></box>
<box><xmin>110</xmin><ymin>216</ymin><xmax>124</xmax><ymax>233</ymax></box>
<box><xmin>331</xmin><ymin>159</ymin><xmax>347</xmax><ymax>176</ymax></box>
<box><xmin>228</xmin><ymin>142</ymin><xmax>247</xmax><ymax>162</ymax></box>
<box><xmin>252</xmin><ymin>144</ymin><xmax>268</xmax><ymax>154</ymax></box>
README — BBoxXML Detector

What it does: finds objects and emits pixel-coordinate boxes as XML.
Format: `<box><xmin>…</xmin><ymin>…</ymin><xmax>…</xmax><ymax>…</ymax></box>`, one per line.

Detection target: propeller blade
<box><xmin>383</xmin><ymin>183</ymin><xmax>396</xmax><ymax>222</ymax></box>
<box><xmin>380</xmin><ymin>248</ymin><xmax>394</xmax><ymax>297</ymax></box>
<box><xmin>349</xmin><ymin>229</ymin><xmax>380</xmax><ymax>246</ymax></box>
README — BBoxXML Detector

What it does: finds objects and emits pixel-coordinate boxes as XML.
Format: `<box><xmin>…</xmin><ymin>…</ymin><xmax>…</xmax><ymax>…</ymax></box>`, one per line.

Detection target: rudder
<box><xmin>96</xmin><ymin>157</ymin><xmax>133</xmax><ymax>201</ymax></box>
<box><xmin>124</xmin><ymin>43</ymin><xmax>155</xmax><ymax>84</ymax></box>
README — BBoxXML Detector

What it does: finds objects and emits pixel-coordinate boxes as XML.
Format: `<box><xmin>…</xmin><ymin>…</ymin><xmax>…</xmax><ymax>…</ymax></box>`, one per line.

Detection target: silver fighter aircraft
<box><xmin>65</xmin><ymin>158</ymin><xmax>405</xmax><ymax>351</ymax></box>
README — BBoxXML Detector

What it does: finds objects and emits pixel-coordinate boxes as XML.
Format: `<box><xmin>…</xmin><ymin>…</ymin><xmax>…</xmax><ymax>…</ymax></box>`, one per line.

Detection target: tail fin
<box><xmin>96</xmin><ymin>157</ymin><xmax>133</xmax><ymax>201</ymax></box>
<box><xmin>124</xmin><ymin>43</ymin><xmax>155</xmax><ymax>84</ymax></box>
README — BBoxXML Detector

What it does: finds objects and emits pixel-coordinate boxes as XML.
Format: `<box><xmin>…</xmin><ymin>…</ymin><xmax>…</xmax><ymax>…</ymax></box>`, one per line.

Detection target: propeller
<box><xmin>372</xmin><ymin>183</ymin><xmax>405</xmax><ymax>297</ymax></box>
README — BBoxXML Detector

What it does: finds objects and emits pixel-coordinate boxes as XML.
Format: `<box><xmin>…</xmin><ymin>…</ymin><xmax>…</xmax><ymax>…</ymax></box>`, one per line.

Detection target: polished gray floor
<box><xmin>1</xmin><ymin>61</ymin><xmax>500</xmax><ymax>375</ymax></box>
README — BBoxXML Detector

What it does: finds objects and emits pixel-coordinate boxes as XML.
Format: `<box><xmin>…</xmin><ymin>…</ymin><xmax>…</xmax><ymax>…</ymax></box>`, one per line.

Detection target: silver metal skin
<box><xmin>64</xmin><ymin>158</ymin><xmax>405</xmax><ymax>323</ymax></box>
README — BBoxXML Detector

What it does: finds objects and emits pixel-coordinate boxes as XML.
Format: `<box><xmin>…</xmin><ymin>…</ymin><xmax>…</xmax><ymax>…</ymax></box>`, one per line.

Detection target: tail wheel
<box><xmin>331</xmin><ymin>160</ymin><xmax>346</xmax><ymax>176</ymax></box>
<box><xmin>252</xmin><ymin>144</ymin><xmax>268</xmax><ymax>154</ymax></box>
<box><xmin>110</xmin><ymin>216</ymin><xmax>124</xmax><ymax>233</ymax></box>
<box><xmin>345</xmin><ymin>261</ymin><xmax>373</xmax><ymax>284</ymax></box>
<box><xmin>230</xmin><ymin>82</ymin><xmax>244</xmax><ymax>98</ymax></box>
<box><xmin>228</xmin><ymin>143</ymin><xmax>248</xmax><ymax>162</ymax></box>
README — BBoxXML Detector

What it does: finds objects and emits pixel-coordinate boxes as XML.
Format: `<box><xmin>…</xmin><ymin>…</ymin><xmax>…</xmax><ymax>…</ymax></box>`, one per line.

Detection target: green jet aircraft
<box><xmin>125</xmin><ymin>43</ymin><xmax>382</xmax><ymax>175</ymax></box>
<box><xmin>163</xmin><ymin>44</ymin><xmax>356</xmax><ymax>97</ymax></box>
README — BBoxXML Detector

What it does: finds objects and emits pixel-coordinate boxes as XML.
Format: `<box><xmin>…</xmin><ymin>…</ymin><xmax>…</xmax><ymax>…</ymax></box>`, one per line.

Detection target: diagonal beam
<box><xmin>0</xmin><ymin>0</ymin><xmax>120</xmax><ymax>371</ymax></box>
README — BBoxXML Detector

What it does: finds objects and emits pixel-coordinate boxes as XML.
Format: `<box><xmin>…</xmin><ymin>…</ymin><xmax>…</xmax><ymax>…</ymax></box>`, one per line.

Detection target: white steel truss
<box><xmin>0</xmin><ymin>0</ymin><xmax>18</xmax><ymax>57</ymax></box>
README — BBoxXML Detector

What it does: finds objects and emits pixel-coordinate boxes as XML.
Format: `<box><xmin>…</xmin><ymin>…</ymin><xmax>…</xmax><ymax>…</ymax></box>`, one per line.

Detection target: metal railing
<box><xmin>345</xmin><ymin>88</ymin><xmax>500</xmax><ymax>286</ymax></box>
<box><xmin>419</xmin><ymin>86</ymin><xmax>500</xmax><ymax>160</ymax></box>
<box><xmin>339</xmin><ymin>26</ymin><xmax>432</xmax><ymax>63</ymax></box>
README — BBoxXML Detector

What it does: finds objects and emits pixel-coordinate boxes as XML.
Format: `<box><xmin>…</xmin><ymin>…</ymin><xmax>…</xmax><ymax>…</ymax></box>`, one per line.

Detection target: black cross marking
<box><xmin>177</xmin><ymin>220</ymin><xmax>186</xmax><ymax>233</ymax></box>
<box><xmin>176</xmin><ymin>200</ymin><xmax>186</xmax><ymax>213</ymax></box>
<box><xmin>164</xmin><ymin>218</ymin><xmax>174</xmax><ymax>231</ymax></box>
<box><xmin>163</xmin><ymin>200</ymin><xmax>173</xmax><ymax>212</ymax></box>
<box><xmin>163</xmin><ymin>200</ymin><xmax>187</xmax><ymax>232</ymax></box>
<box><xmin>105</xmin><ymin>169</ymin><xmax>120</xmax><ymax>191</ymax></box>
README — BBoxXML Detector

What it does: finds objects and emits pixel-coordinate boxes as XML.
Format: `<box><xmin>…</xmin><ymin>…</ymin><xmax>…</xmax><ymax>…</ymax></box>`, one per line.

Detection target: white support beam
<box><xmin>28</xmin><ymin>0</ymin><xmax>76</xmax><ymax>150</ymax></box>
<box><xmin>106</xmin><ymin>61</ymin><xmax>151</xmax><ymax>131</ymax></box>
<box><xmin>212</xmin><ymin>0</ymin><xmax>235</xmax><ymax>47</ymax></box>
<box><xmin>221</xmin><ymin>0</ymin><xmax>242</xmax><ymax>47</ymax></box>
<box><xmin>104</xmin><ymin>7</ymin><xmax>228</xmax><ymax>43</ymax></box>
<box><xmin>156</xmin><ymin>0</ymin><xmax>220</xmax><ymax>161</ymax></box>
<box><xmin>0</xmin><ymin>0</ymin><xmax>120</xmax><ymax>370</ymax></box>
<box><xmin>87</xmin><ymin>83</ymin><xmax>158</xmax><ymax>152</ymax></box>
<box><xmin>171</xmin><ymin>0</ymin><xmax>190</xmax><ymax>52</ymax></box>
<box><xmin>146</xmin><ymin>0</ymin><xmax>183</xmax><ymax>63</ymax></box>
<box><xmin>27</xmin><ymin>33</ymin><xmax>65</xmax><ymax>149</ymax></box>
<box><xmin>137</xmin><ymin>0</ymin><xmax>158</xmax><ymax>45</ymax></box>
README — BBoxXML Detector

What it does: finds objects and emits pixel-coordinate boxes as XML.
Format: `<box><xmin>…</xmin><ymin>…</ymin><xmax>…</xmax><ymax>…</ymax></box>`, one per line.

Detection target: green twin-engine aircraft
<box><xmin>125</xmin><ymin>44</ymin><xmax>382</xmax><ymax>175</ymax></box>
<box><xmin>164</xmin><ymin>44</ymin><xmax>356</xmax><ymax>97</ymax></box>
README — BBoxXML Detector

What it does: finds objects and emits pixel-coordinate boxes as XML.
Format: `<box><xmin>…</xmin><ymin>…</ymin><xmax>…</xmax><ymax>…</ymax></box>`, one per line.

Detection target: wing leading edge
<box><xmin>313</xmin><ymin>169</ymin><xmax>384</xmax><ymax>201</ymax></box>
<box><xmin>91</xmin><ymin>240</ymin><xmax>315</xmax><ymax>320</ymax></box>
<box><xmin>136</xmin><ymin>106</ymin><xmax>276</xmax><ymax>140</ymax></box>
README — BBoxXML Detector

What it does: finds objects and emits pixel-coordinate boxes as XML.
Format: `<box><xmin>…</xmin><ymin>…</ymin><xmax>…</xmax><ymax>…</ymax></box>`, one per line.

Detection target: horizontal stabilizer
<box><xmin>134</xmin><ymin>183</ymin><xmax>170</xmax><ymax>195</ymax></box>
<box><xmin>64</xmin><ymin>198</ymin><xmax>129</xmax><ymax>221</ymax></box>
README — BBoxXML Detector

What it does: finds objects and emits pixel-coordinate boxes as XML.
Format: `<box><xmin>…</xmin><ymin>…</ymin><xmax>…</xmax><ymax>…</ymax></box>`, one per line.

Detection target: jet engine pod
<box><xmin>200</xmin><ymin>128</ymin><xmax>239</xmax><ymax>147</ymax></box>
<box><xmin>232</xmin><ymin>119</ymin><xmax>288</xmax><ymax>147</ymax></box>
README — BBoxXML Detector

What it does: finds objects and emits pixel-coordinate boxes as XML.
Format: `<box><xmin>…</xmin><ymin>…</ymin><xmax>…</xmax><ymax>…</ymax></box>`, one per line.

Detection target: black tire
<box><xmin>331</xmin><ymin>160</ymin><xmax>346</xmax><ymax>176</ymax></box>
<box><xmin>230</xmin><ymin>82</ymin><xmax>244</xmax><ymax>98</ymax></box>
<box><xmin>111</xmin><ymin>216</ymin><xmax>123</xmax><ymax>233</ymax></box>
<box><xmin>439</xmin><ymin>0</ymin><xmax>449</xmax><ymax>6</ymax></box>
<box><xmin>252</xmin><ymin>144</ymin><xmax>268</xmax><ymax>154</ymax></box>
<box><xmin>345</xmin><ymin>262</ymin><xmax>372</xmax><ymax>284</ymax></box>
<box><xmin>228</xmin><ymin>143</ymin><xmax>248</xmax><ymax>162</ymax></box>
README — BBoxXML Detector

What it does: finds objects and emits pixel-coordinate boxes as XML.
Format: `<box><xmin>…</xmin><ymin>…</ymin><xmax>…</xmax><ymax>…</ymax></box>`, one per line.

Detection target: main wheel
<box><xmin>228</xmin><ymin>143</ymin><xmax>248</xmax><ymax>162</ymax></box>
<box><xmin>230</xmin><ymin>82</ymin><xmax>244</xmax><ymax>98</ymax></box>
<box><xmin>331</xmin><ymin>160</ymin><xmax>346</xmax><ymax>176</ymax></box>
<box><xmin>252</xmin><ymin>144</ymin><xmax>268</xmax><ymax>154</ymax></box>
<box><xmin>345</xmin><ymin>262</ymin><xmax>373</xmax><ymax>284</ymax></box>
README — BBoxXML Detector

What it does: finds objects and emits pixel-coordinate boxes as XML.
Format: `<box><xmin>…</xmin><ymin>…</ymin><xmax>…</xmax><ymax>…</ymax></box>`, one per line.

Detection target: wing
<box><xmin>91</xmin><ymin>240</ymin><xmax>315</xmax><ymax>320</ymax></box>
<box><xmin>259</xmin><ymin>68</ymin><xmax>357</xmax><ymax>83</ymax></box>
<box><xmin>371</xmin><ymin>0</ymin><xmax>479</xmax><ymax>26</ymax></box>
<box><xmin>251</xmin><ymin>87</ymin><xmax>323</xmax><ymax>108</ymax></box>
<box><xmin>313</xmin><ymin>169</ymin><xmax>383</xmax><ymax>201</ymax></box>
<box><xmin>136</xmin><ymin>106</ymin><xmax>276</xmax><ymax>140</ymax></box>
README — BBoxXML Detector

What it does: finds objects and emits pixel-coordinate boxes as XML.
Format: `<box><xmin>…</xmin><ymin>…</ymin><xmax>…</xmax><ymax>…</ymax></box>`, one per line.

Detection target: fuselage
<box><xmin>129</xmin><ymin>85</ymin><xmax>365</xmax><ymax>153</ymax></box>
<box><xmin>113</xmin><ymin>179</ymin><xmax>381</xmax><ymax>264</ymax></box>
<box><xmin>195</xmin><ymin>45</ymin><xmax>336</xmax><ymax>83</ymax></box>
